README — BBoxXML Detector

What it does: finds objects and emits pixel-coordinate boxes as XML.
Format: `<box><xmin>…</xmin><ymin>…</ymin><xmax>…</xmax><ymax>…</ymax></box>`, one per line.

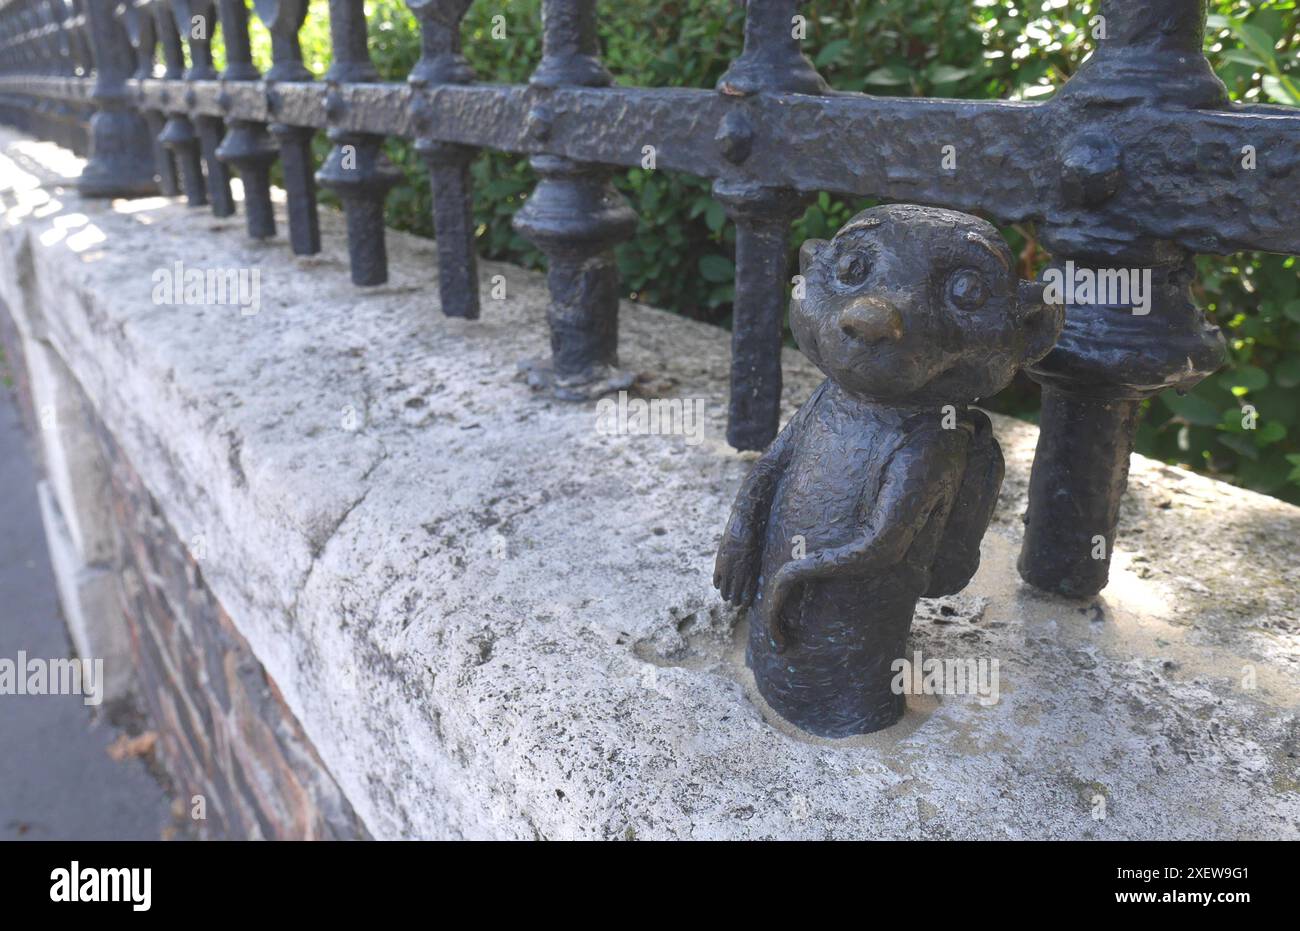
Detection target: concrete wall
<box><xmin>2</xmin><ymin>128</ymin><xmax>1298</xmax><ymax>839</ymax></box>
<box><xmin>0</xmin><ymin>135</ymin><xmax>366</xmax><ymax>839</ymax></box>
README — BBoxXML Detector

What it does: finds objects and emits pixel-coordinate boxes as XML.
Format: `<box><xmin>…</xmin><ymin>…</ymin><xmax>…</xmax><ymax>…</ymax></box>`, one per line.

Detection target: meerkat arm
<box><xmin>762</xmin><ymin>432</ymin><xmax>964</xmax><ymax>626</ymax></box>
<box><xmin>715</xmin><ymin>381</ymin><xmax>828</xmax><ymax>607</ymax></box>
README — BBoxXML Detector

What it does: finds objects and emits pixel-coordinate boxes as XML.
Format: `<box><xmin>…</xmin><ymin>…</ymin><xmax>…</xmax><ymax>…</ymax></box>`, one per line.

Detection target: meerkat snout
<box><xmin>838</xmin><ymin>296</ymin><xmax>904</xmax><ymax>344</ymax></box>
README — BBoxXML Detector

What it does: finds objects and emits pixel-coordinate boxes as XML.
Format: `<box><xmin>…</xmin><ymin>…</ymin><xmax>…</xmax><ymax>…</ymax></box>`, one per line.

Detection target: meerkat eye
<box><xmin>947</xmin><ymin>269</ymin><xmax>989</xmax><ymax>310</ymax></box>
<box><xmin>835</xmin><ymin>251</ymin><xmax>871</xmax><ymax>286</ymax></box>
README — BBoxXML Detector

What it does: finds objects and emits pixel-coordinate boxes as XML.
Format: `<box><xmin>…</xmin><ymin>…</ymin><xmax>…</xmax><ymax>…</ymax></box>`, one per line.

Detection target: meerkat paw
<box><xmin>714</xmin><ymin>537</ymin><xmax>762</xmax><ymax>608</ymax></box>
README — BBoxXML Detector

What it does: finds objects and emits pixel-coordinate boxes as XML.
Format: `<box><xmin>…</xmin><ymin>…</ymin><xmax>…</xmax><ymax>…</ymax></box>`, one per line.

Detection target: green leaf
<box><xmin>1285</xmin><ymin>300</ymin><xmax>1300</xmax><ymax>324</ymax></box>
<box><xmin>641</xmin><ymin>181</ymin><xmax>662</xmax><ymax>213</ymax></box>
<box><xmin>705</xmin><ymin>200</ymin><xmax>727</xmax><ymax>234</ymax></box>
<box><xmin>1220</xmin><ymin>405</ymin><xmax>1247</xmax><ymax>431</ymax></box>
<box><xmin>1251</xmin><ymin>386</ymin><xmax>1300</xmax><ymax>425</ymax></box>
<box><xmin>1276</xmin><ymin>355</ymin><xmax>1300</xmax><ymax>389</ymax></box>
<box><xmin>802</xmin><ymin>205</ymin><xmax>827</xmax><ymax>239</ymax></box>
<box><xmin>1218</xmin><ymin>49</ymin><xmax>1266</xmax><ymax>68</ymax></box>
<box><xmin>1238</xmin><ymin>452</ymin><xmax>1294</xmax><ymax>494</ymax></box>
<box><xmin>929</xmin><ymin>64</ymin><xmax>975</xmax><ymax>85</ymax></box>
<box><xmin>1235</xmin><ymin>23</ymin><xmax>1280</xmax><ymax>67</ymax></box>
<box><xmin>1257</xmin><ymin>420</ymin><xmax>1287</xmax><ymax>445</ymax></box>
<box><xmin>698</xmin><ymin>254</ymin><xmax>735</xmax><ymax>284</ymax></box>
<box><xmin>862</xmin><ymin>65</ymin><xmax>912</xmax><ymax>86</ymax></box>
<box><xmin>1262</xmin><ymin>75</ymin><xmax>1300</xmax><ymax>106</ymax></box>
<box><xmin>814</xmin><ymin>39</ymin><xmax>851</xmax><ymax>68</ymax></box>
<box><xmin>1217</xmin><ymin>433</ymin><xmax>1260</xmax><ymax>460</ymax></box>
<box><xmin>1159</xmin><ymin>391</ymin><xmax>1223</xmax><ymax>427</ymax></box>
<box><xmin>1226</xmin><ymin>364</ymin><xmax>1269</xmax><ymax>392</ymax></box>
<box><xmin>707</xmin><ymin>283</ymin><xmax>735</xmax><ymax>306</ymax></box>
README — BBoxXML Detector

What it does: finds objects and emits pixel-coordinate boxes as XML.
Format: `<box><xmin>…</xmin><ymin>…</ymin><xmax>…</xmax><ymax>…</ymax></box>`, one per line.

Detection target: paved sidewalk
<box><xmin>0</xmin><ymin>375</ymin><xmax>173</xmax><ymax>840</ymax></box>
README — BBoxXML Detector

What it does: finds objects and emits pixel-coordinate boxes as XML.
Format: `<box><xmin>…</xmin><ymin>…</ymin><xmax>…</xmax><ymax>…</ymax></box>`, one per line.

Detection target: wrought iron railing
<box><xmin>0</xmin><ymin>0</ymin><xmax>1297</xmax><ymax>599</ymax></box>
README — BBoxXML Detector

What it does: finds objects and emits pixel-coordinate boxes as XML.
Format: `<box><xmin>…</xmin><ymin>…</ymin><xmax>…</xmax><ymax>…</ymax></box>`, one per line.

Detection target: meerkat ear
<box><xmin>799</xmin><ymin>238</ymin><xmax>828</xmax><ymax>276</ymax></box>
<box><xmin>1018</xmin><ymin>278</ymin><xmax>1065</xmax><ymax>364</ymax></box>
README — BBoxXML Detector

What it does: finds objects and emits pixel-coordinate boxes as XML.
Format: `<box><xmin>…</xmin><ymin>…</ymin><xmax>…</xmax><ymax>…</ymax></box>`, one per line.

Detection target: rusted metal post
<box><xmin>316</xmin><ymin>0</ymin><xmax>400</xmax><ymax>285</ymax></box>
<box><xmin>78</xmin><ymin>0</ymin><xmax>156</xmax><ymax>196</ymax></box>
<box><xmin>173</xmin><ymin>0</ymin><xmax>235</xmax><ymax>216</ymax></box>
<box><xmin>713</xmin><ymin>182</ymin><xmax>809</xmax><ymax>449</ymax></box>
<box><xmin>713</xmin><ymin>0</ymin><xmax>826</xmax><ymax>450</ymax></box>
<box><xmin>407</xmin><ymin>0</ymin><xmax>480</xmax><ymax>319</ymax></box>
<box><xmin>122</xmin><ymin>0</ymin><xmax>178</xmax><ymax>196</ymax></box>
<box><xmin>67</xmin><ymin>0</ymin><xmax>95</xmax><ymax>153</ymax></box>
<box><xmin>215</xmin><ymin>0</ymin><xmax>277</xmax><ymax>239</ymax></box>
<box><xmin>513</xmin><ymin>0</ymin><xmax>637</xmax><ymax>399</ymax></box>
<box><xmin>35</xmin><ymin>0</ymin><xmax>80</xmax><ymax>151</ymax></box>
<box><xmin>155</xmin><ymin>0</ymin><xmax>206</xmax><ymax>206</ymax></box>
<box><xmin>717</xmin><ymin>0</ymin><xmax>826</xmax><ymax>97</ymax></box>
<box><xmin>1018</xmin><ymin>0</ymin><xmax>1228</xmax><ymax>597</ymax></box>
<box><xmin>255</xmin><ymin>0</ymin><xmax>320</xmax><ymax>255</ymax></box>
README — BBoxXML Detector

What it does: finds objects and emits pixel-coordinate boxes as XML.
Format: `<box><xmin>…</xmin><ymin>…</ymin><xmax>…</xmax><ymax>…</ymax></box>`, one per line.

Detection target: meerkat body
<box><xmin>750</xmin><ymin>384</ymin><xmax>999</xmax><ymax>735</ymax></box>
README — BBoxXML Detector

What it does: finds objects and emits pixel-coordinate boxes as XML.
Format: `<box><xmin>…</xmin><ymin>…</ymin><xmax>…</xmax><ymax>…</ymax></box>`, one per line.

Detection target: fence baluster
<box><xmin>1017</xmin><ymin>0</ymin><xmax>1229</xmax><ymax>596</ymax></box>
<box><xmin>316</xmin><ymin>0</ymin><xmax>400</xmax><ymax>286</ymax></box>
<box><xmin>215</xmin><ymin>0</ymin><xmax>276</xmax><ymax>238</ymax></box>
<box><xmin>712</xmin><ymin>0</ymin><xmax>824</xmax><ymax>450</ymax></box>
<box><xmin>28</xmin><ymin>2</ymin><xmax>54</xmax><ymax>144</ymax></box>
<box><xmin>514</xmin><ymin>0</ymin><xmax>637</xmax><ymax>399</ymax></box>
<box><xmin>43</xmin><ymin>0</ymin><xmax>63</xmax><ymax>144</ymax></box>
<box><xmin>71</xmin><ymin>0</ymin><xmax>97</xmax><ymax>151</ymax></box>
<box><xmin>30</xmin><ymin>1</ymin><xmax>60</xmax><ymax>143</ymax></box>
<box><xmin>407</xmin><ymin>0</ymin><xmax>479</xmax><ymax>319</ymax></box>
<box><xmin>71</xmin><ymin>0</ymin><xmax>94</xmax><ymax>151</ymax></box>
<box><xmin>717</xmin><ymin>0</ymin><xmax>826</xmax><ymax>97</ymax></box>
<box><xmin>713</xmin><ymin>182</ymin><xmax>809</xmax><ymax>450</ymax></box>
<box><xmin>255</xmin><ymin>0</ymin><xmax>319</xmax><ymax>255</ymax></box>
<box><xmin>156</xmin><ymin>0</ymin><xmax>206</xmax><ymax>205</ymax></box>
<box><xmin>174</xmin><ymin>0</ymin><xmax>235</xmax><ymax>216</ymax></box>
<box><xmin>122</xmin><ymin>0</ymin><xmax>177</xmax><ymax>196</ymax></box>
<box><xmin>78</xmin><ymin>0</ymin><xmax>156</xmax><ymax>196</ymax></box>
<box><xmin>4</xmin><ymin>2</ymin><xmax>28</xmax><ymax>133</ymax></box>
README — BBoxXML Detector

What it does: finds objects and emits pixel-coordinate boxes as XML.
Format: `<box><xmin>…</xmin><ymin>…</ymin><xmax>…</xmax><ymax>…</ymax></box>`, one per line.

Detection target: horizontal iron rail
<box><xmin>2</xmin><ymin>73</ymin><xmax>1297</xmax><ymax>257</ymax></box>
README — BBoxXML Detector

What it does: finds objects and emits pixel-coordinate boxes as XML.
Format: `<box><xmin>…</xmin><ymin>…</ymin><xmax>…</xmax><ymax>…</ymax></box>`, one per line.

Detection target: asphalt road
<box><xmin>0</xmin><ymin>375</ymin><xmax>174</xmax><ymax>840</ymax></box>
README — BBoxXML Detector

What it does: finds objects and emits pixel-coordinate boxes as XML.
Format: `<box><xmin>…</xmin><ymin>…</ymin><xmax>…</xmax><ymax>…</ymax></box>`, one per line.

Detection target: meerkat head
<box><xmin>791</xmin><ymin>204</ymin><xmax>1063</xmax><ymax>405</ymax></box>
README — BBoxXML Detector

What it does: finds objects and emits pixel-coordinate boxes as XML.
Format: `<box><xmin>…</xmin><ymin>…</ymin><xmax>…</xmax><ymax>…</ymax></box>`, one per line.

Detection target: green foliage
<box><xmin>1138</xmin><ymin>251</ymin><xmax>1300</xmax><ymax>498</ymax></box>
<box><xmin>1209</xmin><ymin>2</ymin><xmax>1300</xmax><ymax>105</ymax></box>
<box><xmin>272</xmin><ymin>0</ymin><xmax>1298</xmax><ymax>500</ymax></box>
<box><xmin>1144</xmin><ymin>2</ymin><xmax>1300</xmax><ymax>501</ymax></box>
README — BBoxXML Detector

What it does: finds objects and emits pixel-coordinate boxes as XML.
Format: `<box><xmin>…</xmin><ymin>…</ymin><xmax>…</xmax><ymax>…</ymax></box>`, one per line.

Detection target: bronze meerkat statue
<box><xmin>715</xmin><ymin>204</ymin><xmax>1063</xmax><ymax>737</ymax></box>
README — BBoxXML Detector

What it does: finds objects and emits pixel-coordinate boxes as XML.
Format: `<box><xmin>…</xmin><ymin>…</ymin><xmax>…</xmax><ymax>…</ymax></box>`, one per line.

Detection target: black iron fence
<box><xmin>0</xmin><ymin>0</ymin><xmax>1297</xmax><ymax>599</ymax></box>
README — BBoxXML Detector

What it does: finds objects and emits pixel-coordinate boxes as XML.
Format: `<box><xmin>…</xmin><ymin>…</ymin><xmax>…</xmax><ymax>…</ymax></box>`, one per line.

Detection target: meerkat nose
<box><xmin>838</xmin><ymin>297</ymin><xmax>904</xmax><ymax>343</ymax></box>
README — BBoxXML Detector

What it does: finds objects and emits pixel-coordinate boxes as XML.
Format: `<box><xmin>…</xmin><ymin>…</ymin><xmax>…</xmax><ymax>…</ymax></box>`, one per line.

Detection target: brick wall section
<box><xmin>95</xmin><ymin>412</ymin><xmax>370</xmax><ymax>839</ymax></box>
<box><xmin>4</xmin><ymin>297</ymin><xmax>369</xmax><ymax>838</ymax></box>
